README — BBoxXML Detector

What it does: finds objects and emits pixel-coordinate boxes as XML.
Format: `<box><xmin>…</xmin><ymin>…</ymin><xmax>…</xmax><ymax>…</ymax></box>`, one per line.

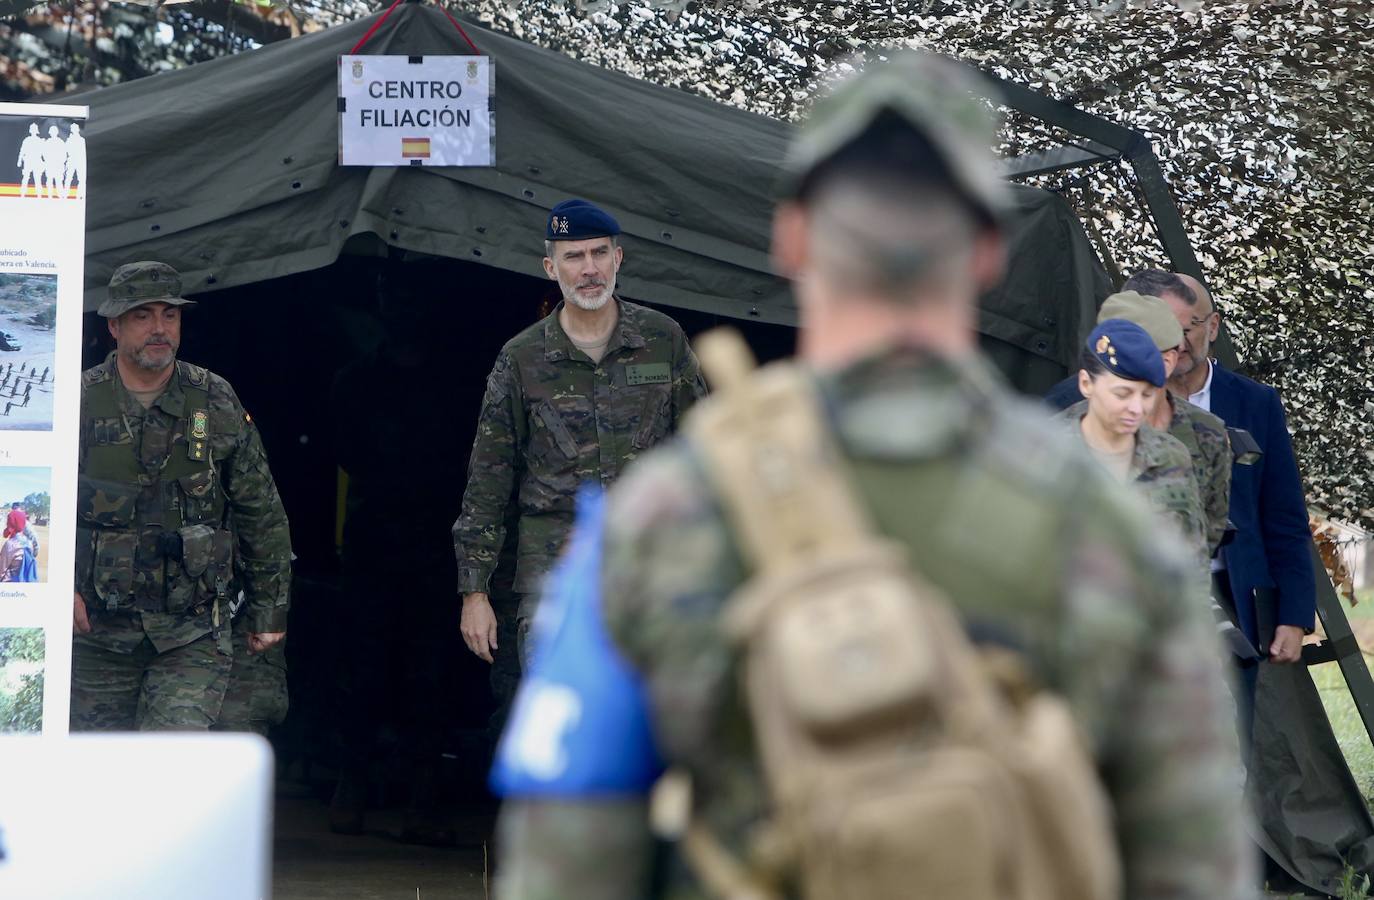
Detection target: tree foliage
<box><xmin>0</xmin><ymin>627</ymin><xmax>44</xmax><ymax>734</ymax></box>
<box><xmin>20</xmin><ymin>490</ymin><xmax>49</xmax><ymax>519</ymax></box>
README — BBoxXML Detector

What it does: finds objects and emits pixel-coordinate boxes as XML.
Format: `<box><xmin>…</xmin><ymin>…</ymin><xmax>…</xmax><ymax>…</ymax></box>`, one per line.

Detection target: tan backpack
<box><xmin>662</xmin><ymin>330</ymin><xmax>1121</xmax><ymax>900</ymax></box>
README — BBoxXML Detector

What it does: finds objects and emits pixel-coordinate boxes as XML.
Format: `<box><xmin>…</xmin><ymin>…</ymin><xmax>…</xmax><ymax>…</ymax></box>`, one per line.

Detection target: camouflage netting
<box><xmin>3</xmin><ymin>0</ymin><xmax>1372</xmax><ymax>524</ymax></box>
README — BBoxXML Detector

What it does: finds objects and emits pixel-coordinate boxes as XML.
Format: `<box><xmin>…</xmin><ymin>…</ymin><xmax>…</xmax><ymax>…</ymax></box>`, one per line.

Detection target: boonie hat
<box><xmin>99</xmin><ymin>261</ymin><xmax>196</xmax><ymax>318</ymax></box>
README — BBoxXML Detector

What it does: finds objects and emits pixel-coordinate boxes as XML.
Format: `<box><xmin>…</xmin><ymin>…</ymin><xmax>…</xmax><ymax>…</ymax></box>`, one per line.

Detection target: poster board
<box><xmin>338</xmin><ymin>54</ymin><xmax>494</xmax><ymax>166</ymax></box>
<box><xmin>0</xmin><ymin>102</ymin><xmax>89</xmax><ymax>736</ymax></box>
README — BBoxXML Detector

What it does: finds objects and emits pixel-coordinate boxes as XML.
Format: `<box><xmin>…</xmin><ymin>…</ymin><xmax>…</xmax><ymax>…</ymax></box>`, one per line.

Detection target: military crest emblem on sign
<box><xmin>467</xmin><ymin>60</ymin><xmax>479</xmax><ymax>81</ymax></box>
<box><xmin>351</xmin><ymin>60</ymin><xmax>364</xmax><ymax>81</ymax></box>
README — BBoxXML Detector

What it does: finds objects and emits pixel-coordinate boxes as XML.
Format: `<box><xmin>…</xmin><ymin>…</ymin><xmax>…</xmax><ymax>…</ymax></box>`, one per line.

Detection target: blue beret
<box><xmin>547</xmin><ymin>199</ymin><xmax>621</xmax><ymax>241</ymax></box>
<box><xmin>1085</xmin><ymin>319</ymin><xmax>1166</xmax><ymax>387</ymax></box>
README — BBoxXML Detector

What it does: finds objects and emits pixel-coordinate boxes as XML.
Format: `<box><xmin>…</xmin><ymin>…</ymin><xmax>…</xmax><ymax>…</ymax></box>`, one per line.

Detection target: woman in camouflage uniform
<box><xmin>1058</xmin><ymin>319</ymin><xmax>1209</xmax><ymax>567</ymax></box>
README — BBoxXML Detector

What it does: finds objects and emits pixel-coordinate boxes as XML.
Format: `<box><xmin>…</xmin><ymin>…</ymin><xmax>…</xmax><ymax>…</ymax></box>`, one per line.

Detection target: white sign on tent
<box><xmin>338</xmin><ymin>54</ymin><xmax>494</xmax><ymax>167</ymax></box>
<box><xmin>0</xmin><ymin>100</ymin><xmax>89</xmax><ymax>736</ymax></box>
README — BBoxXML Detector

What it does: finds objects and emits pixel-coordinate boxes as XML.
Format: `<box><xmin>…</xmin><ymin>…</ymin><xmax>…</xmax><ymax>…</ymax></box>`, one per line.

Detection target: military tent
<box><xmin>75</xmin><ymin>0</ymin><xmax>1107</xmax><ymax>393</ymax></box>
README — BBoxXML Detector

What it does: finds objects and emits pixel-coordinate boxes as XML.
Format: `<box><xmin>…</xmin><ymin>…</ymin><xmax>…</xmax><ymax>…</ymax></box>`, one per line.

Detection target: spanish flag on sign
<box><xmin>401</xmin><ymin>137</ymin><xmax>431</xmax><ymax>159</ymax></box>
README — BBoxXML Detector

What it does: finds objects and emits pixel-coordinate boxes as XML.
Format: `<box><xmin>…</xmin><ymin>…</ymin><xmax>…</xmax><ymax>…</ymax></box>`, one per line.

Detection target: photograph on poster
<box><xmin>0</xmin><ymin>466</ymin><xmax>50</xmax><ymax>584</ymax></box>
<box><xmin>0</xmin><ymin>273</ymin><xmax>56</xmax><ymax>431</ymax></box>
<box><xmin>1</xmin><ymin>114</ymin><xmax>85</xmax><ymax>200</ymax></box>
<box><xmin>0</xmin><ymin>627</ymin><xmax>43</xmax><ymax>734</ymax></box>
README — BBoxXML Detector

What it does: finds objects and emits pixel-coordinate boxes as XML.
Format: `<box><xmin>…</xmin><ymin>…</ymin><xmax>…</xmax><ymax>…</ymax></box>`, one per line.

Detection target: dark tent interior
<box><xmin>77</xmin><ymin>250</ymin><xmax>804</xmax><ymax>794</ymax></box>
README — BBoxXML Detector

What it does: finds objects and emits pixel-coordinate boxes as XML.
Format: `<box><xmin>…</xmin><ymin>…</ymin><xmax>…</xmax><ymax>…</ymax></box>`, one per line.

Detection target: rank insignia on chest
<box><xmin>625</xmin><ymin>363</ymin><xmax>671</xmax><ymax>386</ymax></box>
<box><xmin>189</xmin><ymin>409</ymin><xmax>209</xmax><ymax>460</ymax></box>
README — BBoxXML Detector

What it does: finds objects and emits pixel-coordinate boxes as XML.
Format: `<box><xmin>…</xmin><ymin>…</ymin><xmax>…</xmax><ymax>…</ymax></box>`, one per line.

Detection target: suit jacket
<box><xmin>1043</xmin><ymin>374</ymin><xmax>1082</xmax><ymax>411</ymax></box>
<box><xmin>1209</xmin><ymin>363</ymin><xmax>1315</xmax><ymax>643</ymax></box>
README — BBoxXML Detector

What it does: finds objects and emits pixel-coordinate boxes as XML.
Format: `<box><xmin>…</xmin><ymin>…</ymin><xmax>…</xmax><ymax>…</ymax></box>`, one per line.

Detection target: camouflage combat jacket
<box><xmin>453</xmin><ymin>300</ymin><xmax>705</xmax><ymax>595</ymax></box>
<box><xmin>1166</xmin><ymin>396</ymin><xmax>1232</xmax><ymax>556</ymax></box>
<box><xmin>498</xmin><ymin>349</ymin><xmax>1248</xmax><ymax>900</ymax></box>
<box><xmin>1059</xmin><ymin>400</ymin><xmax>1210</xmax><ymax>571</ymax></box>
<box><xmin>77</xmin><ymin>353</ymin><xmax>292</xmax><ymax>653</ymax></box>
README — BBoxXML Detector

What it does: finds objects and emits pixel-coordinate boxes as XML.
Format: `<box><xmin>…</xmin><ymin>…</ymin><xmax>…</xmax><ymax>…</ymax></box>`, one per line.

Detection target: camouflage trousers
<box><xmin>488</xmin><ymin>592</ymin><xmax>536</xmax><ymax>739</ymax></box>
<box><xmin>211</xmin><ymin>614</ymin><xmax>288</xmax><ymax>737</ymax></box>
<box><xmin>71</xmin><ymin>622</ymin><xmax>232</xmax><ymax>731</ymax></box>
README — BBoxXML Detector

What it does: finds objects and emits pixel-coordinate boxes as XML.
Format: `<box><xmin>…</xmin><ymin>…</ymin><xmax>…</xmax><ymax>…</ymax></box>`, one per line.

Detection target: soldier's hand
<box><xmin>73</xmin><ymin>592</ymin><xmax>91</xmax><ymax>634</ymax></box>
<box><xmin>1269</xmin><ymin>624</ymin><xmax>1305</xmax><ymax>664</ymax></box>
<box><xmin>461</xmin><ymin>592</ymin><xmax>499</xmax><ymax>664</ymax></box>
<box><xmin>248</xmin><ymin>631</ymin><xmax>286</xmax><ymax>654</ymax></box>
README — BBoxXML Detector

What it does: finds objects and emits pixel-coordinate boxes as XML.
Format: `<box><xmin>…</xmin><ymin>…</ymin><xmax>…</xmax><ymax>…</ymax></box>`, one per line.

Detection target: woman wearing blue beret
<box><xmin>1057</xmin><ymin>319</ymin><xmax>1210</xmax><ymax>567</ymax></box>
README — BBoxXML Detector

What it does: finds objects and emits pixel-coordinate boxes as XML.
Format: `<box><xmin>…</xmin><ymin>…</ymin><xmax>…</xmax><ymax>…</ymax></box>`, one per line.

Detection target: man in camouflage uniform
<box><xmin>493</xmin><ymin>53</ymin><xmax>1249</xmax><ymax>899</ymax></box>
<box><xmin>1046</xmin><ymin>277</ymin><xmax>1232</xmax><ymax>557</ymax></box>
<box><xmin>211</xmin><ymin>603</ymin><xmax>289</xmax><ymax>736</ymax></box>
<box><xmin>73</xmin><ymin>261</ymin><xmax>292</xmax><ymax>731</ymax></box>
<box><xmin>453</xmin><ymin>199</ymin><xmax>705</xmax><ymax>676</ymax></box>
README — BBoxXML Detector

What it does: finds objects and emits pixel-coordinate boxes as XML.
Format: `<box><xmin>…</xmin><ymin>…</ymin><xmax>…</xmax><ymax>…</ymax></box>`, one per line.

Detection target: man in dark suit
<box><xmin>1165</xmin><ymin>274</ymin><xmax>1313</xmax><ymax>747</ymax></box>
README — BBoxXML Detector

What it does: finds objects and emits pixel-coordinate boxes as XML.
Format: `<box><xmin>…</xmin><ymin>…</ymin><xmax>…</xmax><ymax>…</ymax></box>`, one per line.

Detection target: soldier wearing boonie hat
<box><xmin>492</xmin><ymin>50</ymin><xmax>1247</xmax><ymax>900</ymax></box>
<box><xmin>96</xmin><ymin>260</ymin><xmax>198</xmax><ymax>318</ymax></box>
<box><xmin>72</xmin><ymin>260</ymin><xmax>292</xmax><ymax>735</ymax></box>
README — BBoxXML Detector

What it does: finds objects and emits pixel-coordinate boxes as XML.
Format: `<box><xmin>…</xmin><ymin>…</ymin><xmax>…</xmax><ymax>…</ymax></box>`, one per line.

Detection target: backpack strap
<box><xmin>687</xmin><ymin>328</ymin><xmax>875</xmax><ymax>573</ymax></box>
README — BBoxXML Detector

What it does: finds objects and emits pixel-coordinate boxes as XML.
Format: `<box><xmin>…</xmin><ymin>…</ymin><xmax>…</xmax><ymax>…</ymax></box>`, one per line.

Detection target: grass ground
<box><xmin>1311</xmin><ymin>590</ymin><xmax>1374</xmax><ymax>802</ymax></box>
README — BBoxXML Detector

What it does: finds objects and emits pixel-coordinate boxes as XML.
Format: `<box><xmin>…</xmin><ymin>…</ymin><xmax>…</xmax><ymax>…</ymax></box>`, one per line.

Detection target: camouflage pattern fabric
<box><xmin>1167</xmin><ymin>396</ymin><xmax>1233</xmax><ymax>556</ymax></box>
<box><xmin>72</xmin><ymin>353</ymin><xmax>291</xmax><ymax>731</ymax></box>
<box><xmin>212</xmin><ymin>614</ymin><xmax>288</xmax><ymax>736</ymax></box>
<box><xmin>453</xmin><ymin>300</ymin><xmax>705</xmax><ymax>596</ymax></box>
<box><xmin>1059</xmin><ymin>400</ymin><xmax>1211</xmax><ymax>571</ymax></box>
<box><xmin>497</xmin><ymin>350</ymin><xmax>1249</xmax><ymax>900</ymax></box>
<box><xmin>71</xmin><ymin>614</ymin><xmax>231</xmax><ymax>730</ymax></box>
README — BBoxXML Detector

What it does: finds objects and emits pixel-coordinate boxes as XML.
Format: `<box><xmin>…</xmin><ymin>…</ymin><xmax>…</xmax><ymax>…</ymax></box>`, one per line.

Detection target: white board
<box><xmin>338</xmin><ymin>54</ymin><xmax>494</xmax><ymax>167</ymax></box>
<box><xmin>0</xmin><ymin>101</ymin><xmax>89</xmax><ymax>737</ymax></box>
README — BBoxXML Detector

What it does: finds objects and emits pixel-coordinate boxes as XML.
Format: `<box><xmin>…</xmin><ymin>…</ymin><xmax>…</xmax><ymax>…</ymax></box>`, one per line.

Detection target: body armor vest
<box><xmin>77</xmin><ymin>361</ymin><xmax>234</xmax><ymax>615</ymax></box>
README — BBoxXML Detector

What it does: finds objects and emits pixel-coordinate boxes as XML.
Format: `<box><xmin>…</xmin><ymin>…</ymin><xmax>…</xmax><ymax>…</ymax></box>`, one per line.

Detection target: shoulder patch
<box><xmin>82</xmin><ymin>366</ymin><xmax>113</xmax><ymax>386</ymax></box>
<box><xmin>177</xmin><ymin>361</ymin><xmax>209</xmax><ymax>387</ymax></box>
<box><xmin>625</xmin><ymin>302</ymin><xmax>687</xmax><ymax>339</ymax></box>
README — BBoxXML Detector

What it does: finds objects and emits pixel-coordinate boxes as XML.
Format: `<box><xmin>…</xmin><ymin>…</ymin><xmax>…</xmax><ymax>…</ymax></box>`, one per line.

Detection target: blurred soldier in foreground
<box><xmin>73</xmin><ymin>261</ymin><xmax>292</xmax><ymax>730</ymax></box>
<box><xmin>452</xmin><ymin>200</ymin><xmax>705</xmax><ymax>674</ymax></box>
<box><xmin>491</xmin><ymin>52</ymin><xmax>1250</xmax><ymax>900</ymax></box>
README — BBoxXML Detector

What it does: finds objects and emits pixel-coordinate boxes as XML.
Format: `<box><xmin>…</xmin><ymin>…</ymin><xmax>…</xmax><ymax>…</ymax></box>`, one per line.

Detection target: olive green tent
<box><xmin>76</xmin><ymin>1</ymin><xmax>1106</xmax><ymax>391</ymax></box>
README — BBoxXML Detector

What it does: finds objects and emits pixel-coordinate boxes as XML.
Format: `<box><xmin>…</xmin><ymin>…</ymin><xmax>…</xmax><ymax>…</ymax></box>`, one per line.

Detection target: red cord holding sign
<box><xmin>350</xmin><ymin>0</ymin><xmax>481</xmax><ymax>55</ymax></box>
